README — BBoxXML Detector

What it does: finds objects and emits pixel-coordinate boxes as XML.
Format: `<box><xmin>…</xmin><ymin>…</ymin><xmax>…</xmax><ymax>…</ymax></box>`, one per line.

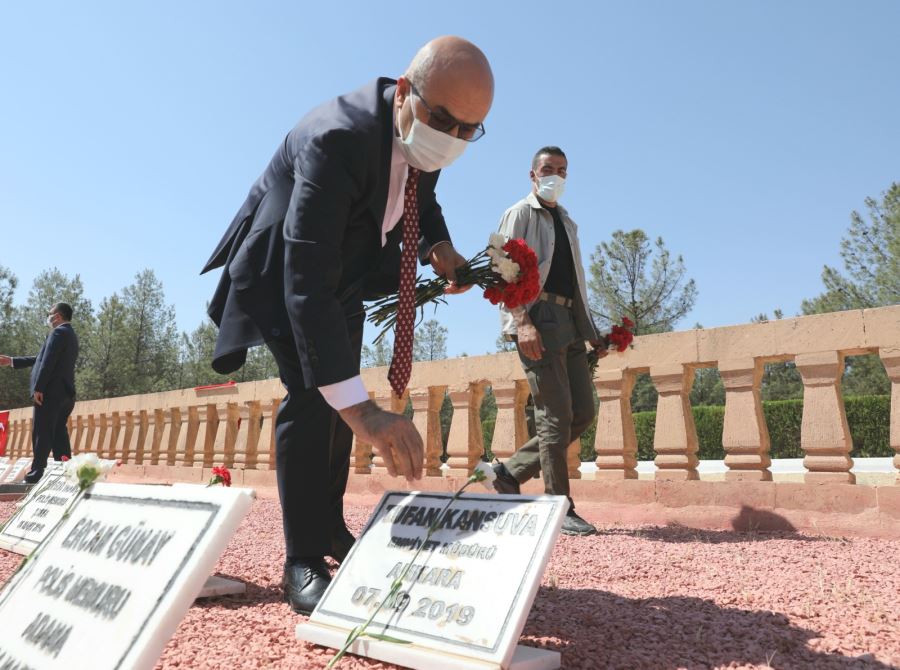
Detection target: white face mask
<box><xmin>397</xmin><ymin>113</ymin><xmax>468</xmax><ymax>173</ymax></box>
<box><xmin>536</xmin><ymin>175</ymin><xmax>566</xmax><ymax>202</ymax></box>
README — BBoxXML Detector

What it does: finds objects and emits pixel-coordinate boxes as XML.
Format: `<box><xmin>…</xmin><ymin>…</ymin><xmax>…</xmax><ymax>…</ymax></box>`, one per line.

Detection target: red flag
<box><xmin>0</xmin><ymin>411</ymin><xmax>9</xmax><ymax>457</ymax></box>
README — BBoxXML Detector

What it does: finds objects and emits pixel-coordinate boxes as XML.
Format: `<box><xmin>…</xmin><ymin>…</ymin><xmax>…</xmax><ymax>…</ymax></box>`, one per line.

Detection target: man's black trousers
<box><xmin>31</xmin><ymin>393</ymin><xmax>75</xmax><ymax>470</ymax></box>
<box><xmin>265</xmin><ymin>311</ymin><xmax>364</xmax><ymax>560</ymax></box>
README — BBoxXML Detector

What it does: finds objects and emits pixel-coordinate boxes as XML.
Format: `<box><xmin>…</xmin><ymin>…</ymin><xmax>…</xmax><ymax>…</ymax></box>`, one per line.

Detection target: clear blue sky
<box><xmin>2</xmin><ymin>1</ymin><xmax>898</xmax><ymax>357</ymax></box>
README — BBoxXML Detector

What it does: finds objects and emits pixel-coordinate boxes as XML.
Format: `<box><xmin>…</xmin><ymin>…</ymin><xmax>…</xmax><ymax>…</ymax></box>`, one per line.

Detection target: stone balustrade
<box><xmin>3</xmin><ymin>306</ymin><xmax>899</xmax><ymax>487</ymax></box>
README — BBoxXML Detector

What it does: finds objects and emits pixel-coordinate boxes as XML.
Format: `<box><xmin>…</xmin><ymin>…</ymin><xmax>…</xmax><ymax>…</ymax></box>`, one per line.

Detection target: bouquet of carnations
<box><xmin>367</xmin><ymin>233</ymin><xmax>541</xmax><ymax>341</ymax></box>
<box><xmin>587</xmin><ymin>316</ymin><xmax>635</xmax><ymax>374</ymax></box>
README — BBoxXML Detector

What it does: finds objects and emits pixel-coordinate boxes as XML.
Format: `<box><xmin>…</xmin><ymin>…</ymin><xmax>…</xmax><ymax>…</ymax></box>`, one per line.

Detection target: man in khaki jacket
<box><xmin>493</xmin><ymin>146</ymin><xmax>605</xmax><ymax>535</ymax></box>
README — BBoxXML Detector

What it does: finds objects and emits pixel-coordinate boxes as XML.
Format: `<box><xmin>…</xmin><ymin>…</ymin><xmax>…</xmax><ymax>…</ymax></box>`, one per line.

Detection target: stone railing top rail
<box><xmin>4</xmin><ymin>305</ymin><xmax>898</xmax><ymax>417</ymax></box>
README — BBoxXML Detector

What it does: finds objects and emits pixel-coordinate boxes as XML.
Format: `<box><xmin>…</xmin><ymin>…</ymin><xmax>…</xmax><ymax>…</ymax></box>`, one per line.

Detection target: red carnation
<box><xmin>209</xmin><ymin>465</ymin><xmax>232</xmax><ymax>488</ymax></box>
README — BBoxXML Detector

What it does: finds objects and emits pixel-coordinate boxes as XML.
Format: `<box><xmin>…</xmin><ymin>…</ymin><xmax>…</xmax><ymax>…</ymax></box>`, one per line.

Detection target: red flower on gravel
<box><xmin>209</xmin><ymin>465</ymin><xmax>232</xmax><ymax>488</ymax></box>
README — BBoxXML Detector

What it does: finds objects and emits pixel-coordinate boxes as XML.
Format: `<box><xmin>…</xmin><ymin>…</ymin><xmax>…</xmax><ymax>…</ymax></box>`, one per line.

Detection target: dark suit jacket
<box><xmin>202</xmin><ymin>78</ymin><xmax>450</xmax><ymax>388</ymax></box>
<box><xmin>13</xmin><ymin>323</ymin><xmax>79</xmax><ymax>399</ymax></box>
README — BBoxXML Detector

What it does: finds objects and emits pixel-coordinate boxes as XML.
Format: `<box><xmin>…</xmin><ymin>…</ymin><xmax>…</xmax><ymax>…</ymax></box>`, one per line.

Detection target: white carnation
<box><xmin>489</xmin><ymin>233</ymin><xmax>506</xmax><ymax>250</ymax></box>
<box><xmin>496</xmin><ymin>257</ymin><xmax>520</xmax><ymax>283</ymax></box>
<box><xmin>472</xmin><ymin>461</ymin><xmax>496</xmax><ymax>491</ymax></box>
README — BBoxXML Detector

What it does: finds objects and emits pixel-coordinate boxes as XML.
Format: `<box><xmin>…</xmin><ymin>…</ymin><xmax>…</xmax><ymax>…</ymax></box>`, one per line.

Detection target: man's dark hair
<box><xmin>53</xmin><ymin>302</ymin><xmax>73</xmax><ymax>322</ymax></box>
<box><xmin>532</xmin><ymin>146</ymin><xmax>567</xmax><ymax>170</ymax></box>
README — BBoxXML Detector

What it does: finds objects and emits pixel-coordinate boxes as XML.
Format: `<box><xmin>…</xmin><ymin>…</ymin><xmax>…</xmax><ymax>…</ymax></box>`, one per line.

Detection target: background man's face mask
<box><xmin>536</xmin><ymin>174</ymin><xmax>566</xmax><ymax>202</ymax></box>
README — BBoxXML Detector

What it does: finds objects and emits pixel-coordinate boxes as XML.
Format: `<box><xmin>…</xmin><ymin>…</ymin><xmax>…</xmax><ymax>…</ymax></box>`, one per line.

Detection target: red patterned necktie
<box><xmin>388</xmin><ymin>167</ymin><xmax>420</xmax><ymax>397</ymax></box>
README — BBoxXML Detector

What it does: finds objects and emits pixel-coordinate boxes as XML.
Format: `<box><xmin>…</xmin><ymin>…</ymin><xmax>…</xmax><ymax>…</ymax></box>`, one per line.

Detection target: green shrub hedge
<box><xmin>579</xmin><ymin>395</ymin><xmax>891</xmax><ymax>461</ymax></box>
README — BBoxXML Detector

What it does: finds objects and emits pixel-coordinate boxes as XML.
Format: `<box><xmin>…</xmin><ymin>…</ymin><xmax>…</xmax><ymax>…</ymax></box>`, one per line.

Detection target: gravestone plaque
<box><xmin>2</xmin><ymin>457</ymin><xmax>33</xmax><ymax>484</ymax></box>
<box><xmin>0</xmin><ymin>482</ymin><xmax>253</xmax><ymax>669</ymax></box>
<box><xmin>297</xmin><ymin>491</ymin><xmax>567</xmax><ymax>670</ymax></box>
<box><xmin>0</xmin><ymin>458</ymin><xmax>10</xmax><ymax>481</ymax></box>
<box><xmin>0</xmin><ymin>461</ymin><xmax>115</xmax><ymax>554</ymax></box>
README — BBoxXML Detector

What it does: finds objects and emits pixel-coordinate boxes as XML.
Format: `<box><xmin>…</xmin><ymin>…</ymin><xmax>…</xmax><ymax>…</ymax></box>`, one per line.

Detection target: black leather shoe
<box><xmin>329</xmin><ymin>526</ymin><xmax>356</xmax><ymax>564</ymax></box>
<box><xmin>492</xmin><ymin>462</ymin><xmax>521</xmax><ymax>495</ymax></box>
<box><xmin>23</xmin><ymin>469</ymin><xmax>44</xmax><ymax>485</ymax></box>
<box><xmin>283</xmin><ymin>557</ymin><xmax>331</xmax><ymax>615</ymax></box>
<box><xmin>560</xmin><ymin>511</ymin><xmax>597</xmax><ymax>536</ymax></box>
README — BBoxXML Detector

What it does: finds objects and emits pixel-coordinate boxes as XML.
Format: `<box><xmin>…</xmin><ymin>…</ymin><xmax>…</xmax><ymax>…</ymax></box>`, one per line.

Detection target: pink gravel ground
<box><xmin>1</xmin><ymin>494</ymin><xmax>899</xmax><ymax>670</ymax></box>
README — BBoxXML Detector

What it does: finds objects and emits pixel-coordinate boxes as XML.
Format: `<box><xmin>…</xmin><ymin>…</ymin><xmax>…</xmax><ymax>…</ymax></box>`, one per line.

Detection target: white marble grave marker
<box><xmin>297</xmin><ymin>491</ymin><xmax>567</xmax><ymax>670</ymax></box>
<box><xmin>0</xmin><ymin>461</ymin><xmax>113</xmax><ymax>554</ymax></box>
<box><xmin>2</xmin><ymin>457</ymin><xmax>33</xmax><ymax>484</ymax></box>
<box><xmin>0</xmin><ymin>482</ymin><xmax>253</xmax><ymax>669</ymax></box>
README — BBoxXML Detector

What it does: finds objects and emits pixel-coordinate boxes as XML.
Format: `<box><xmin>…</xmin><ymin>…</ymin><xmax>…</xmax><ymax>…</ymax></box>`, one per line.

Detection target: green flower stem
<box><xmin>326</xmin><ymin>473</ymin><xmax>484</xmax><ymax>668</ymax></box>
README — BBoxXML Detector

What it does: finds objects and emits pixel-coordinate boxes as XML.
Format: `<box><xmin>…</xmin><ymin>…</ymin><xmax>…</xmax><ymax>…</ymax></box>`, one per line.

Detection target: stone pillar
<box><xmin>795</xmin><ymin>351</ymin><xmax>854</xmax><ymax>483</ymax></box>
<box><xmin>198</xmin><ymin>404</ymin><xmax>219</xmax><ymax>468</ymax></box>
<box><xmin>119</xmin><ymin>411</ymin><xmax>136</xmax><ymax>464</ymax></box>
<box><xmin>134</xmin><ymin>410</ymin><xmax>150</xmax><ymax>465</ymax></box>
<box><xmin>593</xmin><ymin>369</ymin><xmax>638</xmax><ymax>479</ymax></box>
<box><xmin>720</xmin><ymin>358</ymin><xmax>772</xmax><ymax>481</ymax></box>
<box><xmin>567</xmin><ymin>439</ymin><xmax>582</xmax><ymax>479</ymax></box>
<box><xmin>878</xmin><ymin>347</ymin><xmax>900</xmax><ymax>480</ymax></box>
<box><xmin>445</xmin><ymin>383</ymin><xmax>485</xmax><ymax>476</ymax></box>
<box><xmin>72</xmin><ymin>415</ymin><xmax>85</xmax><ymax>454</ymax></box>
<box><xmin>650</xmin><ymin>364</ymin><xmax>699</xmax><ymax>480</ymax></box>
<box><xmin>95</xmin><ymin>413</ymin><xmax>109</xmax><ymax>459</ymax></box>
<box><xmin>149</xmin><ymin>409</ymin><xmax>166</xmax><ymax>466</ymax></box>
<box><xmin>255</xmin><ymin>399</ymin><xmax>279</xmax><ymax>471</ymax></box>
<box><xmin>411</xmin><ymin>386</ymin><xmax>446</xmax><ymax>477</ymax></box>
<box><xmin>490</xmin><ymin>383</ymin><xmax>523</xmax><ymax>462</ymax></box>
<box><xmin>165</xmin><ymin>408</ymin><xmax>184</xmax><ymax>466</ymax></box>
<box><xmin>241</xmin><ymin>400</ymin><xmax>262</xmax><ymax>470</ymax></box>
<box><xmin>84</xmin><ymin>414</ymin><xmax>97</xmax><ymax>454</ymax></box>
<box><xmin>106</xmin><ymin>412</ymin><xmax>123</xmax><ymax>461</ymax></box>
<box><xmin>513</xmin><ymin>380</ymin><xmax>532</xmax><ymax>451</ymax></box>
<box><xmin>181</xmin><ymin>406</ymin><xmax>201</xmax><ymax>467</ymax></box>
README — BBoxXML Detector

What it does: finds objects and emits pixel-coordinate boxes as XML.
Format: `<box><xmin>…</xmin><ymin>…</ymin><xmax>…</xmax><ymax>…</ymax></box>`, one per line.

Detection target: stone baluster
<box><xmin>106</xmin><ymin>412</ymin><xmax>123</xmax><ymax>461</ymax></box>
<box><xmin>222</xmin><ymin>402</ymin><xmax>241</xmax><ymax>468</ymax></box>
<box><xmin>795</xmin><ymin>351</ymin><xmax>854</xmax><ymax>483</ymax></box>
<box><xmin>444</xmin><ymin>382</ymin><xmax>486</xmax><ymax>476</ymax></box>
<box><xmin>180</xmin><ymin>406</ymin><xmax>201</xmax><ymax>467</ymax></box>
<box><xmin>240</xmin><ymin>400</ymin><xmax>263</xmax><ymax>470</ymax></box>
<box><xmin>148</xmin><ymin>409</ymin><xmax>167</xmax><ymax>466</ymax></box>
<box><xmin>879</xmin><ymin>347</ymin><xmax>900</xmax><ymax>479</ymax></box>
<box><xmin>513</xmin><ymin>380</ymin><xmax>532</xmax><ymax>451</ymax></box>
<box><xmin>593</xmin><ymin>369</ymin><xmax>638</xmax><ymax>479</ymax></box>
<box><xmin>410</xmin><ymin>386</ymin><xmax>446</xmax><ymax>477</ymax></box>
<box><xmin>84</xmin><ymin>414</ymin><xmax>97</xmax><ymax>454</ymax></box>
<box><xmin>95</xmin><ymin>414</ymin><xmax>109</xmax><ymax>459</ymax></box>
<box><xmin>73</xmin><ymin>415</ymin><xmax>86</xmax><ymax>454</ymax></box>
<box><xmin>567</xmin><ymin>439</ymin><xmax>582</xmax><ymax>479</ymax></box>
<box><xmin>119</xmin><ymin>411</ymin><xmax>136</xmax><ymax>464</ymax></box>
<box><xmin>255</xmin><ymin>399</ymin><xmax>279</xmax><ymax>471</ymax></box>
<box><xmin>490</xmin><ymin>382</ymin><xmax>525</xmax><ymax>462</ymax></box>
<box><xmin>719</xmin><ymin>358</ymin><xmax>772</xmax><ymax>480</ymax></box>
<box><xmin>162</xmin><ymin>408</ymin><xmax>182</xmax><ymax>466</ymax></box>
<box><xmin>9</xmin><ymin>419</ymin><xmax>22</xmax><ymax>458</ymax></box>
<box><xmin>199</xmin><ymin>404</ymin><xmax>220</xmax><ymax>468</ymax></box>
<box><xmin>650</xmin><ymin>364</ymin><xmax>699</xmax><ymax>480</ymax></box>
<box><xmin>134</xmin><ymin>409</ymin><xmax>150</xmax><ymax>465</ymax></box>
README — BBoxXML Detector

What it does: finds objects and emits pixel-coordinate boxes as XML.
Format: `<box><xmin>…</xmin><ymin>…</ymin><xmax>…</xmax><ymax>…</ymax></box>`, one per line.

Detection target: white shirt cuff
<box><xmin>319</xmin><ymin>375</ymin><xmax>369</xmax><ymax>411</ymax></box>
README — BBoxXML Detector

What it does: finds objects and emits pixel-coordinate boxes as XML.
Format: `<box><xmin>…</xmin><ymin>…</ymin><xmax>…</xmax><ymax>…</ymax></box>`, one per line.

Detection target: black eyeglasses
<box><xmin>410</xmin><ymin>84</ymin><xmax>486</xmax><ymax>142</ymax></box>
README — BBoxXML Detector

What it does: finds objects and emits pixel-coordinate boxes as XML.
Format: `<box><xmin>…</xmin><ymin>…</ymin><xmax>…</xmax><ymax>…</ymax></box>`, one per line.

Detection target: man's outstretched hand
<box><xmin>429</xmin><ymin>242</ymin><xmax>472</xmax><ymax>295</ymax></box>
<box><xmin>338</xmin><ymin>400</ymin><xmax>423</xmax><ymax>481</ymax></box>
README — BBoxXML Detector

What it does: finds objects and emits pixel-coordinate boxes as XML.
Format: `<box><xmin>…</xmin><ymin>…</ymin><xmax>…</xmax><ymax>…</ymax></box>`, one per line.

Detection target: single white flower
<box><xmin>489</xmin><ymin>233</ymin><xmax>506</xmax><ymax>250</ymax></box>
<box><xmin>472</xmin><ymin>461</ymin><xmax>496</xmax><ymax>491</ymax></box>
<box><xmin>496</xmin><ymin>257</ymin><xmax>520</xmax><ymax>283</ymax></box>
<box><xmin>486</xmin><ymin>247</ymin><xmax>502</xmax><ymax>261</ymax></box>
<box><xmin>64</xmin><ymin>453</ymin><xmax>115</xmax><ymax>488</ymax></box>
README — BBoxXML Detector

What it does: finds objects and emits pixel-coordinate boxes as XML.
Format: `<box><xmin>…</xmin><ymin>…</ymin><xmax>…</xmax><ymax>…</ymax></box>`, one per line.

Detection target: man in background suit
<box><xmin>201</xmin><ymin>36</ymin><xmax>494</xmax><ymax>614</ymax></box>
<box><xmin>0</xmin><ymin>302</ymin><xmax>80</xmax><ymax>483</ymax></box>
